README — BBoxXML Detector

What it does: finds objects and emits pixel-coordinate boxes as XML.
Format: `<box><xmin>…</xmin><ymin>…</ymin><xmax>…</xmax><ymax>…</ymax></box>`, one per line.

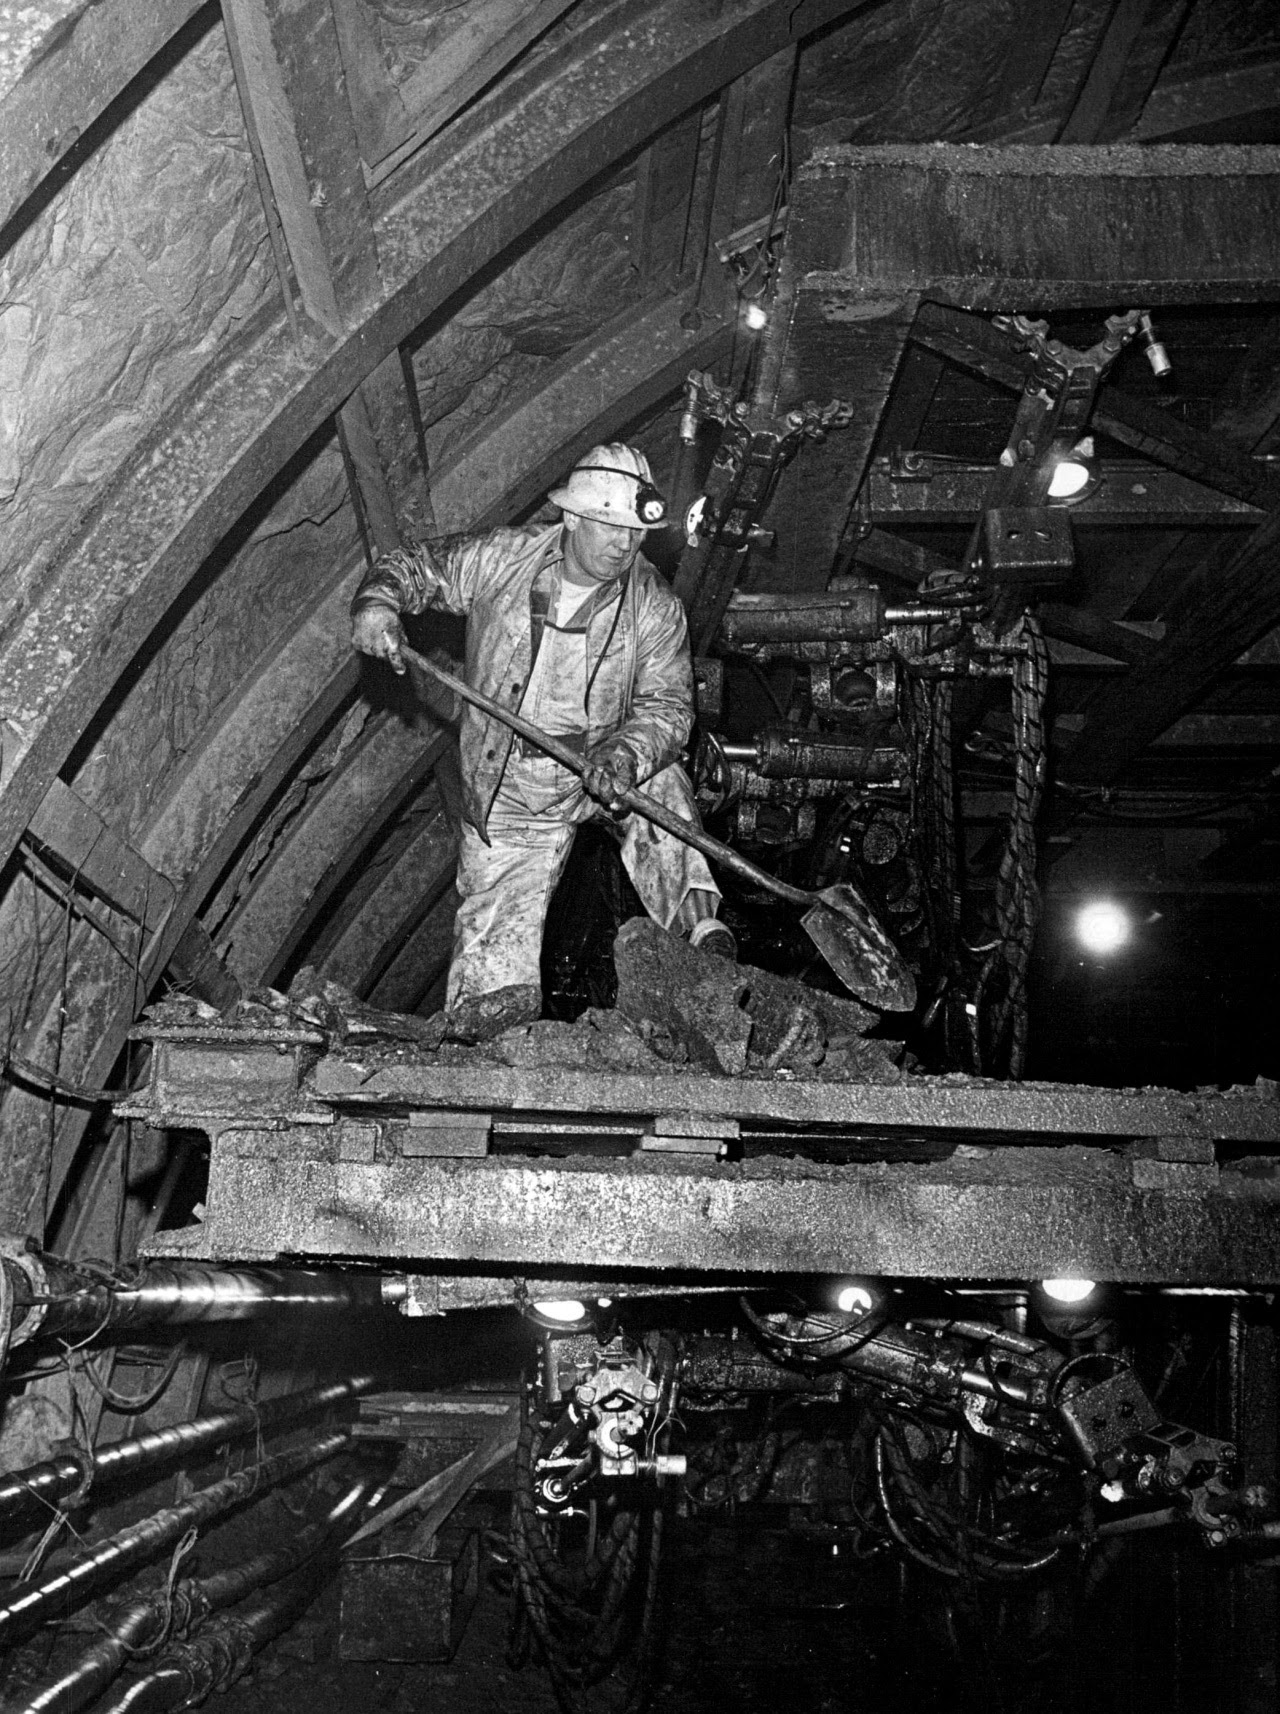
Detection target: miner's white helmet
<box><xmin>548</xmin><ymin>443</ymin><xmax>668</xmax><ymax>530</ymax></box>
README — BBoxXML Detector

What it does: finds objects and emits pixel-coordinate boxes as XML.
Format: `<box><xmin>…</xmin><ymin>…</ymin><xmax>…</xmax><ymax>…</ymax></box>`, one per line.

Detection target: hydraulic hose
<box><xmin>94</xmin><ymin>1492</ymin><xmax>373</xmax><ymax>1714</ymax></box>
<box><xmin>0</xmin><ymin>1429</ymin><xmax>349</xmax><ymax>1645</ymax></box>
<box><xmin>15</xmin><ymin>1474</ymin><xmax>380</xmax><ymax>1714</ymax></box>
<box><xmin>6</xmin><ymin>1261</ymin><xmax>397</xmax><ymax>1345</ymax></box>
<box><xmin>0</xmin><ymin>1376</ymin><xmax>374</xmax><ymax>1537</ymax></box>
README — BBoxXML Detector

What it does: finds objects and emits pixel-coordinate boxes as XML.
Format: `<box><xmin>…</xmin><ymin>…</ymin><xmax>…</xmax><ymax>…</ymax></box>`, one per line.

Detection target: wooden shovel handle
<box><xmin>398</xmin><ymin>644</ymin><xmax>812</xmax><ymax>907</ymax></box>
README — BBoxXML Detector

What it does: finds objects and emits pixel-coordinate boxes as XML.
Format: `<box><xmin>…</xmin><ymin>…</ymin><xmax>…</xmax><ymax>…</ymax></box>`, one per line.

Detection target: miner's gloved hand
<box><xmin>351</xmin><ymin>604</ymin><xmax>407</xmax><ymax>674</ymax></box>
<box><xmin>583</xmin><ymin>740</ymin><xmax>637</xmax><ymax>809</ymax></box>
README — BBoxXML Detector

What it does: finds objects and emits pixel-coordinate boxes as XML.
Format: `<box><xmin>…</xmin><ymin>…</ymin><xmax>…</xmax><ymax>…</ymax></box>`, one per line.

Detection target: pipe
<box><xmin>0</xmin><ymin>1429</ymin><xmax>349</xmax><ymax>1645</ymax></box>
<box><xmin>15</xmin><ymin>1475</ymin><xmax>379</xmax><ymax>1714</ymax></box>
<box><xmin>7</xmin><ymin>1261</ymin><xmax>397</xmax><ymax>1345</ymax></box>
<box><xmin>0</xmin><ymin>1376</ymin><xmax>374</xmax><ymax>1537</ymax></box>
<box><xmin>95</xmin><ymin>1508</ymin><xmax>366</xmax><ymax>1714</ymax></box>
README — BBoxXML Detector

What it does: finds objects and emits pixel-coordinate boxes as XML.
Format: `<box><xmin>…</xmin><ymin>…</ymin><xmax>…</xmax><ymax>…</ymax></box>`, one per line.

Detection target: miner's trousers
<box><xmin>445</xmin><ymin>754</ymin><xmax>718</xmax><ymax>1010</ymax></box>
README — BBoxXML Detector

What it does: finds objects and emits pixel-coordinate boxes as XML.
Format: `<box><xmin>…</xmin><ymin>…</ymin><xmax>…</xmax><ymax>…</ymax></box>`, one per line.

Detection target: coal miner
<box><xmin>350</xmin><ymin>443</ymin><xmax>734</xmax><ymax>1038</ymax></box>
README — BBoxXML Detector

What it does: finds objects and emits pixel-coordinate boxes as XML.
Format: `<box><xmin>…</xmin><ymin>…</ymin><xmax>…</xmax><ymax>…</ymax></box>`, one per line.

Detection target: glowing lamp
<box><xmin>743</xmin><ymin>301</ymin><xmax>768</xmax><ymax>331</ymax></box>
<box><xmin>532</xmin><ymin>1299</ymin><xmax>589</xmax><ymax>1324</ymax></box>
<box><xmin>834</xmin><ymin>1282</ymin><xmax>875</xmax><ymax>1316</ymax></box>
<box><xmin>1047</xmin><ymin>436</ymin><xmax>1096</xmax><ymax>501</ymax></box>
<box><xmin>1075</xmin><ymin>899</ymin><xmax>1131</xmax><ymax>955</ymax></box>
<box><xmin>1040</xmin><ymin>1278</ymin><xmax>1097</xmax><ymax>1305</ymax></box>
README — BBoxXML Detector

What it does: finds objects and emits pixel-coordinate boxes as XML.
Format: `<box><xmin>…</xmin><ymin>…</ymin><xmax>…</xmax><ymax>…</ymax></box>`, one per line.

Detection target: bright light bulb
<box><xmin>1041</xmin><ymin>1278</ymin><xmax>1097</xmax><ymax>1304</ymax></box>
<box><xmin>1048</xmin><ymin>458</ymin><xmax>1090</xmax><ymax>499</ymax></box>
<box><xmin>1075</xmin><ymin>899</ymin><xmax>1131</xmax><ymax>955</ymax></box>
<box><xmin>743</xmin><ymin>301</ymin><xmax>768</xmax><ymax>331</ymax></box>
<box><xmin>533</xmin><ymin>1298</ymin><xmax>588</xmax><ymax>1323</ymax></box>
<box><xmin>836</xmin><ymin>1284</ymin><xmax>874</xmax><ymax>1316</ymax></box>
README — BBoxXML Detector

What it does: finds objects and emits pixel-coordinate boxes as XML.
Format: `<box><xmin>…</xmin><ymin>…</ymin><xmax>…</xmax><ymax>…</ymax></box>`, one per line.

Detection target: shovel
<box><xmin>399</xmin><ymin>645</ymin><xmax>917</xmax><ymax>1012</ymax></box>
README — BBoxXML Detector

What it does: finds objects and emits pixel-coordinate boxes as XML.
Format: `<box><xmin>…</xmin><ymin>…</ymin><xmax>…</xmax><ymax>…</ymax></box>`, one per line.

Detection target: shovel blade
<box><xmin>801</xmin><ymin>888</ymin><xmax>917</xmax><ymax>1012</ymax></box>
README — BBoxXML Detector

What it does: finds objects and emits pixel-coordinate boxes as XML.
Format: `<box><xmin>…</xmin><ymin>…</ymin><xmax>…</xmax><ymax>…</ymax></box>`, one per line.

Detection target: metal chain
<box><xmin>975</xmin><ymin>613</ymin><xmax>1048</xmax><ymax>1077</ymax></box>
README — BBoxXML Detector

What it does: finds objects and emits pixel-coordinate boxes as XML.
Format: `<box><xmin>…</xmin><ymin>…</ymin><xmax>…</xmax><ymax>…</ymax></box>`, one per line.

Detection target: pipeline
<box><xmin>15</xmin><ymin>1474</ymin><xmax>380</xmax><ymax>1714</ymax></box>
<box><xmin>0</xmin><ymin>1430</ymin><xmax>349</xmax><ymax>1646</ymax></box>
<box><xmin>5</xmin><ymin>1259</ymin><xmax>398</xmax><ymax>1346</ymax></box>
<box><xmin>94</xmin><ymin>1515</ymin><xmax>363</xmax><ymax>1714</ymax></box>
<box><xmin>0</xmin><ymin>1376</ymin><xmax>374</xmax><ymax>1539</ymax></box>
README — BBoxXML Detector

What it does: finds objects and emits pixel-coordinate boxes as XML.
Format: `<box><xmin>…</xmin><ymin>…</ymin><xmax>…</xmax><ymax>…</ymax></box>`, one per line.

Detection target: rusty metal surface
<box><xmin>151</xmin><ymin>1140</ymin><xmax>1280</xmax><ymax>1284</ymax></box>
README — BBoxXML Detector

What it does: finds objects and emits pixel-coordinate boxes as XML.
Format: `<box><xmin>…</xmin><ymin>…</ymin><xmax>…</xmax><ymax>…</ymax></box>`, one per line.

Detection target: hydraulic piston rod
<box><xmin>4</xmin><ymin>1259</ymin><xmax>399</xmax><ymax>1346</ymax></box>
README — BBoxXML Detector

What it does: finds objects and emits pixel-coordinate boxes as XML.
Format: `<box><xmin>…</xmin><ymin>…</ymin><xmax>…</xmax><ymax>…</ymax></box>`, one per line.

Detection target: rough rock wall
<box><xmin>67</xmin><ymin>443</ymin><xmax>355</xmax><ymax>844</ymax></box>
<box><xmin>0</xmin><ymin>19</ymin><xmax>273</xmax><ymax>642</ymax></box>
<box><xmin>410</xmin><ymin>179</ymin><xmax>639</xmax><ymax>462</ymax></box>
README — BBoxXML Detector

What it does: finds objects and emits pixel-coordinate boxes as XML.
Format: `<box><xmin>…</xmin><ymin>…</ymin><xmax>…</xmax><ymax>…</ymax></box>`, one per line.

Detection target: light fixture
<box><xmin>827</xmin><ymin>1277</ymin><xmax>881</xmax><ymax>1317</ymax></box>
<box><xmin>1047</xmin><ymin>436</ymin><xmax>1096</xmax><ymax>500</ymax></box>
<box><xmin>1074</xmin><ymin>899</ymin><xmax>1131</xmax><ymax>955</ymax></box>
<box><xmin>1040</xmin><ymin>1278</ymin><xmax>1097</xmax><ymax>1305</ymax></box>
<box><xmin>742</xmin><ymin>300</ymin><xmax>768</xmax><ymax>331</ymax></box>
<box><xmin>531</xmin><ymin>1298</ymin><xmax>589</xmax><ymax>1324</ymax></box>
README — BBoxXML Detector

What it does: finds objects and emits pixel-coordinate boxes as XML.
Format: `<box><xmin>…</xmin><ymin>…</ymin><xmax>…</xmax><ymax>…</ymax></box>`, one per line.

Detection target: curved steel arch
<box><xmin>0</xmin><ymin>0</ymin><xmax>860</xmax><ymax>874</ymax></box>
<box><xmin>7</xmin><ymin>280</ymin><xmax>728</xmax><ymax>1228</ymax></box>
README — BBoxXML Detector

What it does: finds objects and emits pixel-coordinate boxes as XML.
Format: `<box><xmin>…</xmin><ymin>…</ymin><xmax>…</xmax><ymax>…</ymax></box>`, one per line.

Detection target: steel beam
<box><xmin>866</xmin><ymin>460</ymin><xmax>1262</xmax><ymax>529</ymax></box>
<box><xmin>792</xmin><ymin>143</ymin><xmax>1280</xmax><ymax>311</ymax></box>
<box><xmin>218</xmin><ymin>717</ymin><xmax>450</xmax><ymax>988</ymax></box>
<box><xmin>159</xmin><ymin>1142</ymin><xmax>1280</xmax><ymax>1286</ymax></box>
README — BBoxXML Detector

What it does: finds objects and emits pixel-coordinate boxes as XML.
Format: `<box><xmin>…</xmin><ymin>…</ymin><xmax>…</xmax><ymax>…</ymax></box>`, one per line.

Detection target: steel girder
<box><xmin>129</xmin><ymin>1037</ymin><xmax>1280</xmax><ymax>1285</ymax></box>
<box><xmin>154</xmin><ymin>1136</ymin><xmax>1280</xmax><ymax>1285</ymax></box>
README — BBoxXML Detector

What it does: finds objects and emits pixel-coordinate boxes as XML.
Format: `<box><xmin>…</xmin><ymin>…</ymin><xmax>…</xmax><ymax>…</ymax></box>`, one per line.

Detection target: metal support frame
<box><xmin>126</xmin><ymin>1026</ymin><xmax>1280</xmax><ymax>1288</ymax></box>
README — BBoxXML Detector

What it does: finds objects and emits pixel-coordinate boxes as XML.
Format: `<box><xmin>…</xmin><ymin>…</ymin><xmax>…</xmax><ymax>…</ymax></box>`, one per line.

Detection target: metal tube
<box><xmin>0</xmin><ymin>1430</ymin><xmax>350</xmax><ymax>1645</ymax></box>
<box><xmin>16</xmin><ymin>1475</ymin><xmax>378</xmax><ymax>1714</ymax></box>
<box><xmin>0</xmin><ymin>1376</ymin><xmax>374</xmax><ymax>1535</ymax></box>
<box><xmin>97</xmin><ymin>1551</ymin><xmax>336</xmax><ymax>1714</ymax></box>
<box><xmin>10</xmin><ymin>1262</ymin><xmax>394</xmax><ymax>1343</ymax></box>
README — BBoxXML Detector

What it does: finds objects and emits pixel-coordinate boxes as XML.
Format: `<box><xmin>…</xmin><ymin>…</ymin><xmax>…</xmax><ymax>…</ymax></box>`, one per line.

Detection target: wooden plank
<box><xmin>1058</xmin><ymin>0</ymin><xmax>1161</xmax><ymax>143</ymax></box>
<box><xmin>366</xmin><ymin>0</ymin><xmax>580</xmax><ymax>188</ymax></box>
<box><xmin>1129</xmin><ymin>56</ymin><xmax>1280</xmax><ymax>142</ymax></box>
<box><xmin>1040</xmin><ymin>604</ymin><xmax>1159</xmax><ymax>666</ymax></box>
<box><xmin>1061</xmin><ymin>509</ymin><xmax>1280</xmax><ymax>786</ymax></box>
<box><xmin>1089</xmin><ymin>0</ymin><xmax>1195</xmax><ymax>140</ymax></box>
<box><xmin>221</xmin><ymin>0</ymin><xmax>345</xmax><ymax>337</ymax></box>
<box><xmin>26</xmin><ymin>779</ymin><xmax>174</xmax><ymax>933</ymax></box>
<box><xmin>909</xmin><ymin>302</ymin><xmax>1280</xmax><ymax>513</ymax></box>
<box><xmin>327</xmin><ymin>0</ymin><xmax>403</xmax><ymax>166</ymax></box>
